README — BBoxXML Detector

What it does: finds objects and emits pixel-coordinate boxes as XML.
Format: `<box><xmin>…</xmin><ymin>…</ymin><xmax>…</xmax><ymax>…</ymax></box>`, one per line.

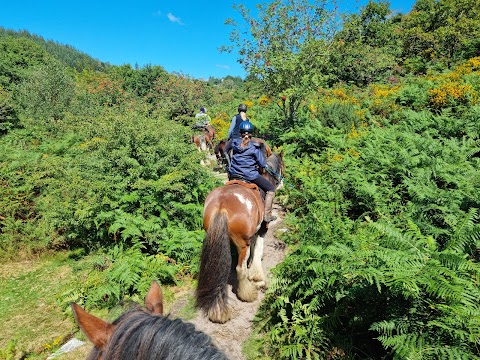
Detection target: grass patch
<box><xmin>0</xmin><ymin>252</ymin><xmax>82</xmax><ymax>359</ymax></box>
<box><xmin>0</xmin><ymin>252</ymin><xmax>200</xmax><ymax>359</ymax></box>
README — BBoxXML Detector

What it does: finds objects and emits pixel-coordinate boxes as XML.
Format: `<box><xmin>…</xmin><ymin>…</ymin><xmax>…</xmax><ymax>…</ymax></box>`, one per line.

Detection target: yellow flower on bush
<box><xmin>244</xmin><ymin>100</ymin><xmax>254</xmax><ymax>109</ymax></box>
<box><xmin>454</xmin><ymin>56</ymin><xmax>480</xmax><ymax>75</ymax></box>
<box><xmin>428</xmin><ymin>81</ymin><xmax>478</xmax><ymax>109</ymax></box>
<box><xmin>258</xmin><ymin>95</ymin><xmax>270</xmax><ymax>106</ymax></box>
<box><xmin>332</xmin><ymin>88</ymin><xmax>348</xmax><ymax>99</ymax></box>
<box><xmin>332</xmin><ymin>154</ymin><xmax>343</xmax><ymax>162</ymax></box>
<box><xmin>325</xmin><ymin>87</ymin><xmax>359</xmax><ymax>105</ymax></box>
<box><xmin>466</xmin><ymin>57</ymin><xmax>480</xmax><ymax>70</ymax></box>
<box><xmin>348</xmin><ymin>123</ymin><xmax>359</xmax><ymax>139</ymax></box>
<box><xmin>211</xmin><ymin>113</ymin><xmax>230</xmax><ymax>140</ymax></box>
<box><xmin>371</xmin><ymin>84</ymin><xmax>399</xmax><ymax>98</ymax></box>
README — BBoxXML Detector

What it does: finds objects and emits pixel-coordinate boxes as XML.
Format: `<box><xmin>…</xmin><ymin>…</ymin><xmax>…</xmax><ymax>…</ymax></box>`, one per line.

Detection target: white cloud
<box><xmin>215</xmin><ymin>64</ymin><xmax>230</xmax><ymax>69</ymax></box>
<box><xmin>167</xmin><ymin>13</ymin><xmax>184</xmax><ymax>25</ymax></box>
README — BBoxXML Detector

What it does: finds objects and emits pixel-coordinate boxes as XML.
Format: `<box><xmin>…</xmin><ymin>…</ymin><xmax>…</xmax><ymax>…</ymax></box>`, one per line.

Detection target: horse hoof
<box><xmin>237</xmin><ymin>287</ymin><xmax>258</xmax><ymax>302</ymax></box>
<box><xmin>208</xmin><ymin>308</ymin><xmax>231</xmax><ymax>324</ymax></box>
<box><xmin>253</xmin><ymin>280</ymin><xmax>268</xmax><ymax>290</ymax></box>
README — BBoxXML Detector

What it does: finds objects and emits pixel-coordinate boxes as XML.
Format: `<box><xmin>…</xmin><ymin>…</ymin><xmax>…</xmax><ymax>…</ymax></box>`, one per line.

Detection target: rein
<box><xmin>265</xmin><ymin>164</ymin><xmax>294</xmax><ymax>189</ymax></box>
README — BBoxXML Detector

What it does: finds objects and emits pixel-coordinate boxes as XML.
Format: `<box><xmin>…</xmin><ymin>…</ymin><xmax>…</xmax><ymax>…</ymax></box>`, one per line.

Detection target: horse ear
<box><xmin>145</xmin><ymin>280</ymin><xmax>164</xmax><ymax>315</ymax></box>
<box><xmin>71</xmin><ymin>303</ymin><xmax>114</xmax><ymax>349</ymax></box>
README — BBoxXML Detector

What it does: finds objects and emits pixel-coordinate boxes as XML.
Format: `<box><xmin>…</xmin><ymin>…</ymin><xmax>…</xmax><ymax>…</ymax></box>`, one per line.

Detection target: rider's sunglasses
<box><xmin>241</xmin><ymin>132</ymin><xmax>252</xmax><ymax>139</ymax></box>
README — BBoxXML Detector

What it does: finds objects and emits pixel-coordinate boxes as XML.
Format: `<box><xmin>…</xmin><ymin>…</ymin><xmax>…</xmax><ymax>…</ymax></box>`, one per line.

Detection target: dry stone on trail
<box><xmin>169</xmin><ymin>165</ymin><xmax>287</xmax><ymax>360</ymax></box>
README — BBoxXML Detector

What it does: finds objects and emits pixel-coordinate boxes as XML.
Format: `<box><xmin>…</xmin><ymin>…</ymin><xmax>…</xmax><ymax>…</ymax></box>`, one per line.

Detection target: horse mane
<box><xmin>87</xmin><ymin>308</ymin><xmax>227</xmax><ymax>360</ymax></box>
<box><xmin>214</xmin><ymin>140</ymin><xmax>225</xmax><ymax>154</ymax></box>
<box><xmin>264</xmin><ymin>152</ymin><xmax>284</xmax><ymax>188</ymax></box>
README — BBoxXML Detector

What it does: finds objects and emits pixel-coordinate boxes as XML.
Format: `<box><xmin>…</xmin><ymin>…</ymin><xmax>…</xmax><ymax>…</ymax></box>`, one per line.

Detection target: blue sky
<box><xmin>1</xmin><ymin>1</ymin><xmax>415</xmax><ymax>79</ymax></box>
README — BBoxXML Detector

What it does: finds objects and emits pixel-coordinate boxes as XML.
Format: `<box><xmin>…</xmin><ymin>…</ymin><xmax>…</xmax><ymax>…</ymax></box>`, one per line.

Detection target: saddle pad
<box><xmin>225</xmin><ymin>180</ymin><xmax>259</xmax><ymax>191</ymax></box>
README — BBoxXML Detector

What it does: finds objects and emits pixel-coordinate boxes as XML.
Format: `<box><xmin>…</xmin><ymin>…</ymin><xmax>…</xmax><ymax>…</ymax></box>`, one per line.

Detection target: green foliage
<box><xmin>15</xmin><ymin>60</ymin><xmax>75</xmax><ymax>121</ymax></box>
<box><xmin>0</xmin><ymin>85</ymin><xmax>18</xmax><ymax>133</ymax></box>
<box><xmin>255</xmin><ymin>67</ymin><xmax>480</xmax><ymax>357</ymax></box>
<box><xmin>0</xmin><ymin>35</ymin><xmax>52</xmax><ymax>89</ymax></box>
<box><xmin>329</xmin><ymin>1</ymin><xmax>401</xmax><ymax>86</ymax></box>
<box><xmin>0</xmin><ymin>338</ymin><xmax>20</xmax><ymax>360</ymax></box>
<box><xmin>108</xmin><ymin>64</ymin><xmax>168</xmax><ymax>98</ymax></box>
<box><xmin>224</xmin><ymin>0</ymin><xmax>340</xmax><ymax>127</ymax></box>
<box><xmin>147</xmin><ymin>73</ymin><xmax>214</xmax><ymax>123</ymax></box>
<box><xmin>0</xmin><ymin>27</ymin><xmax>109</xmax><ymax>72</ymax></box>
<box><xmin>400</xmin><ymin>0</ymin><xmax>480</xmax><ymax>69</ymax></box>
<box><xmin>58</xmin><ymin>242</ymin><xmax>179</xmax><ymax>310</ymax></box>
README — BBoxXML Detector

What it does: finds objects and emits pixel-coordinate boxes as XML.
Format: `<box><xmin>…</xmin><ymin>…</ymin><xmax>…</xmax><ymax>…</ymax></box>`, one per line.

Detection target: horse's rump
<box><xmin>198</xmin><ymin>184</ymin><xmax>265</xmax><ymax>323</ymax></box>
<box><xmin>191</xmin><ymin>134</ymin><xmax>207</xmax><ymax>151</ymax></box>
<box><xmin>204</xmin><ymin>125</ymin><xmax>215</xmax><ymax>139</ymax></box>
<box><xmin>203</xmin><ymin>125</ymin><xmax>215</xmax><ymax>148</ymax></box>
<box><xmin>203</xmin><ymin>185</ymin><xmax>264</xmax><ymax>236</ymax></box>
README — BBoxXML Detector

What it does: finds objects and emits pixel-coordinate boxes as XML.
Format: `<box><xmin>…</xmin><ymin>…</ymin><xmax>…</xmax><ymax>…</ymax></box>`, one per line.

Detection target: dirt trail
<box><xmin>169</xmin><ymin>165</ymin><xmax>287</xmax><ymax>360</ymax></box>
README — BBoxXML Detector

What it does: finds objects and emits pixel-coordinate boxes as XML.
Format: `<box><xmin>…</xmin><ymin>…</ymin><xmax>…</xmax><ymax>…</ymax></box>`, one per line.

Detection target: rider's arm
<box><xmin>227</xmin><ymin>116</ymin><xmax>236</xmax><ymax>139</ymax></box>
<box><xmin>254</xmin><ymin>145</ymin><xmax>267</xmax><ymax>169</ymax></box>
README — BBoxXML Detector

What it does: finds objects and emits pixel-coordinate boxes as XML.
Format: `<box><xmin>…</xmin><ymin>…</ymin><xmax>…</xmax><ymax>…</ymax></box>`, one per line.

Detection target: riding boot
<box><xmin>264</xmin><ymin>191</ymin><xmax>277</xmax><ymax>222</ymax></box>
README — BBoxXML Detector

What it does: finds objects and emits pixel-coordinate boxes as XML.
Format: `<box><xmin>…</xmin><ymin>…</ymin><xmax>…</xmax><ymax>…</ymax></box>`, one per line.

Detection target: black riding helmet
<box><xmin>238</xmin><ymin>103</ymin><xmax>247</xmax><ymax>113</ymax></box>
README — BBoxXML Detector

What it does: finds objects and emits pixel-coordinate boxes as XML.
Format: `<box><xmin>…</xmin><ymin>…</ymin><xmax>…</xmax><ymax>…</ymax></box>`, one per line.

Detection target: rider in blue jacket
<box><xmin>229</xmin><ymin>120</ymin><xmax>277</xmax><ymax>222</ymax></box>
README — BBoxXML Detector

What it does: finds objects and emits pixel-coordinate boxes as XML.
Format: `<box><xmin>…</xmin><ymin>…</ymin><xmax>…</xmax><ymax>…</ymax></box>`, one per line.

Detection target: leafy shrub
<box><xmin>14</xmin><ymin>60</ymin><xmax>75</xmax><ymax>121</ymax></box>
<box><xmin>256</xmin><ymin>113</ymin><xmax>480</xmax><ymax>359</ymax></box>
<box><xmin>58</xmin><ymin>242</ymin><xmax>179</xmax><ymax>310</ymax></box>
<box><xmin>0</xmin><ymin>86</ymin><xmax>18</xmax><ymax>134</ymax></box>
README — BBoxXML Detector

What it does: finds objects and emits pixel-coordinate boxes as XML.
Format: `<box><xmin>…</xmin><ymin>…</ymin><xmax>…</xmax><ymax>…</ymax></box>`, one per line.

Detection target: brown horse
<box><xmin>195</xmin><ymin>152</ymin><xmax>284</xmax><ymax>323</ymax></box>
<box><xmin>191</xmin><ymin>134</ymin><xmax>207</xmax><ymax>151</ymax></box>
<box><xmin>191</xmin><ymin>125</ymin><xmax>215</xmax><ymax>152</ymax></box>
<box><xmin>72</xmin><ymin>281</ymin><xmax>227</xmax><ymax>359</ymax></box>
<box><xmin>204</xmin><ymin>125</ymin><xmax>216</xmax><ymax>150</ymax></box>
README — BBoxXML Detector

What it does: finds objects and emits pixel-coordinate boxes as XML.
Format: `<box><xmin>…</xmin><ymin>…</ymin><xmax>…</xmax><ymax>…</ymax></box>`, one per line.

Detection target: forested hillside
<box><xmin>1</xmin><ymin>0</ymin><xmax>479</xmax><ymax>359</ymax></box>
<box><xmin>0</xmin><ymin>27</ymin><xmax>109</xmax><ymax>72</ymax></box>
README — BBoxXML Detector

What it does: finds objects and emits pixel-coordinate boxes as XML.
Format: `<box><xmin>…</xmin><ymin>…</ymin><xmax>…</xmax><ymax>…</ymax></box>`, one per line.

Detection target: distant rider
<box><xmin>193</xmin><ymin>107</ymin><xmax>211</xmax><ymax>130</ymax></box>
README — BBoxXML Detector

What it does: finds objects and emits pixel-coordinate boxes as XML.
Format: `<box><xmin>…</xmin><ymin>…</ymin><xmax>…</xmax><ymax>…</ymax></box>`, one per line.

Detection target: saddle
<box><xmin>226</xmin><ymin>178</ymin><xmax>265</xmax><ymax>199</ymax></box>
<box><xmin>225</xmin><ymin>179</ymin><xmax>259</xmax><ymax>191</ymax></box>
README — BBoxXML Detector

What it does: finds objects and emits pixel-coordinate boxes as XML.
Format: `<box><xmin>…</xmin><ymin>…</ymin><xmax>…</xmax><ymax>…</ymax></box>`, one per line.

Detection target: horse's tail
<box><xmin>200</xmin><ymin>136</ymin><xmax>207</xmax><ymax>151</ymax></box>
<box><xmin>196</xmin><ymin>209</ymin><xmax>232</xmax><ymax>323</ymax></box>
